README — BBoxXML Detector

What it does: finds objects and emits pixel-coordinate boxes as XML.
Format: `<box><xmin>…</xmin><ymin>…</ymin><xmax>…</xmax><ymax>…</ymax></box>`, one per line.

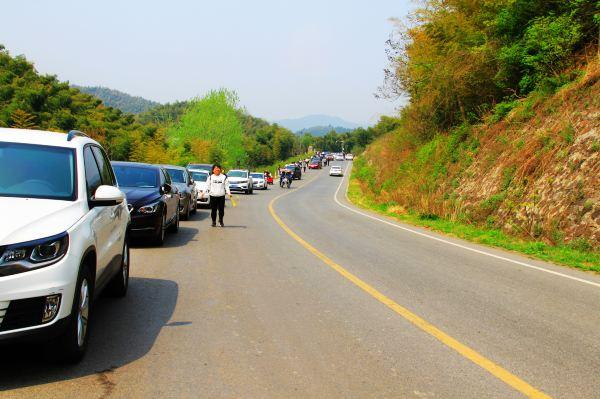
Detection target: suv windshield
<box><xmin>0</xmin><ymin>142</ymin><xmax>76</xmax><ymax>200</ymax></box>
<box><xmin>228</xmin><ymin>171</ymin><xmax>247</xmax><ymax>178</ymax></box>
<box><xmin>166</xmin><ymin>168</ymin><xmax>187</xmax><ymax>183</ymax></box>
<box><xmin>113</xmin><ymin>165</ymin><xmax>159</xmax><ymax>188</ymax></box>
<box><xmin>191</xmin><ymin>171</ymin><xmax>208</xmax><ymax>182</ymax></box>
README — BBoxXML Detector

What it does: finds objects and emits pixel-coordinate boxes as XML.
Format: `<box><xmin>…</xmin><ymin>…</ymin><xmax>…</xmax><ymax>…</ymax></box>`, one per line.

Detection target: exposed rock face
<box><xmin>456</xmin><ymin>68</ymin><xmax>599</xmax><ymax>247</ymax></box>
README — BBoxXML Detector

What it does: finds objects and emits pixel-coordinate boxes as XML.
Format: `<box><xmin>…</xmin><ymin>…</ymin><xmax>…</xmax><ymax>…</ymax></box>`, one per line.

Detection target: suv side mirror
<box><xmin>91</xmin><ymin>185</ymin><xmax>125</xmax><ymax>207</ymax></box>
<box><xmin>161</xmin><ymin>183</ymin><xmax>172</xmax><ymax>194</ymax></box>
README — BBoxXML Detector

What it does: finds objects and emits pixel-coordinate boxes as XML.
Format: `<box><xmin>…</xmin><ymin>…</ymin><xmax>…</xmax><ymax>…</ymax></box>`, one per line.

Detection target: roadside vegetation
<box><xmin>348</xmin><ymin>0</ymin><xmax>600</xmax><ymax>268</ymax></box>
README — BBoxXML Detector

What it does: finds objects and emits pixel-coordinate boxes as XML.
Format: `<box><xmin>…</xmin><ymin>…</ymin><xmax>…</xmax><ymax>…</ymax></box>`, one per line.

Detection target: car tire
<box><xmin>182</xmin><ymin>198</ymin><xmax>190</xmax><ymax>221</ymax></box>
<box><xmin>107</xmin><ymin>238</ymin><xmax>129</xmax><ymax>297</ymax></box>
<box><xmin>154</xmin><ymin>212</ymin><xmax>166</xmax><ymax>246</ymax></box>
<box><xmin>168</xmin><ymin>208</ymin><xmax>179</xmax><ymax>233</ymax></box>
<box><xmin>56</xmin><ymin>263</ymin><xmax>93</xmax><ymax>364</ymax></box>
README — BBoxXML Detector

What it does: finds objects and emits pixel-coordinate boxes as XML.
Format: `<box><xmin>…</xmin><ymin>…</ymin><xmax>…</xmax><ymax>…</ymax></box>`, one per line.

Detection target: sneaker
<box><xmin>219</xmin><ymin>222</ymin><xmax>224</xmax><ymax>227</ymax></box>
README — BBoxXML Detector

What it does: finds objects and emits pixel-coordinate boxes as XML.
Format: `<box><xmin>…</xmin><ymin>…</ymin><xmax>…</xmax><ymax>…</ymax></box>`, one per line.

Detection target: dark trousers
<box><xmin>210</xmin><ymin>195</ymin><xmax>226</xmax><ymax>223</ymax></box>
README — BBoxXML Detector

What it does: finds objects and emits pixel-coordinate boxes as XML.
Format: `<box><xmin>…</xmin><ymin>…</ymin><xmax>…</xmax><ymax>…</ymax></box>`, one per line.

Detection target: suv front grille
<box><xmin>0</xmin><ymin>297</ymin><xmax>46</xmax><ymax>331</ymax></box>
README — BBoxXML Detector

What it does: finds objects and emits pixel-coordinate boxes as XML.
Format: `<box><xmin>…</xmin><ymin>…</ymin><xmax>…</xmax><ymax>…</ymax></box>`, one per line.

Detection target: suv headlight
<box><xmin>0</xmin><ymin>232</ymin><xmax>69</xmax><ymax>276</ymax></box>
<box><xmin>138</xmin><ymin>201</ymin><xmax>160</xmax><ymax>214</ymax></box>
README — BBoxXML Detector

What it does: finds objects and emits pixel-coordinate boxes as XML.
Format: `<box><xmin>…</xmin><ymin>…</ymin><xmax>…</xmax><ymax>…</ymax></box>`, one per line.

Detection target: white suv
<box><xmin>0</xmin><ymin>128</ymin><xmax>130</xmax><ymax>362</ymax></box>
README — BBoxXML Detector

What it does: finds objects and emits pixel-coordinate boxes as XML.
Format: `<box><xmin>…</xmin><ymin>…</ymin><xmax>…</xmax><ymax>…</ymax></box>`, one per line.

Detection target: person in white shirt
<box><xmin>201</xmin><ymin>164</ymin><xmax>232</xmax><ymax>227</ymax></box>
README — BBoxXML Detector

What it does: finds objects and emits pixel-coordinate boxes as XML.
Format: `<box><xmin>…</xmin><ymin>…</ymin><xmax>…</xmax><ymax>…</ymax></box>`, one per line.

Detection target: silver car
<box><xmin>250</xmin><ymin>172</ymin><xmax>268</xmax><ymax>190</ymax></box>
<box><xmin>163</xmin><ymin>165</ymin><xmax>198</xmax><ymax>220</ymax></box>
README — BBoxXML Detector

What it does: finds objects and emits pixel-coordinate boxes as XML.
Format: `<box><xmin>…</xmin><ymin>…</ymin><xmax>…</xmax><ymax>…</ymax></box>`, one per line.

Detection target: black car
<box><xmin>162</xmin><ymin>164</ymin><xmax>197</xmax><ymax>220</ymax></box>
<box><xmin>112</xmin><ymin>161</ymin><xmax>180</xmax><ymax>245</ymax></box>
<box><xmin>284</xmin><ymin>164</ymin><xmax>302</xmax><ymax>180</ymax></box>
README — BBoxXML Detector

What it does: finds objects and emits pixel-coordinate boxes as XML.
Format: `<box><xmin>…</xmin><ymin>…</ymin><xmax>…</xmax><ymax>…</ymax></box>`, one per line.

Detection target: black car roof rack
<box><xmin>67</xmin><ymin>130</ymin><xmax>89</xmax><ymax>141</ymax></box>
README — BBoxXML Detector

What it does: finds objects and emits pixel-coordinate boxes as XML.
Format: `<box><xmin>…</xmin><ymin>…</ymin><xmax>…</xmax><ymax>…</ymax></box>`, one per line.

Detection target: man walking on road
<box><xmin>202</xmin><ymin>164</ymin><xmax>232</xmax><ymax>227</ymax></box>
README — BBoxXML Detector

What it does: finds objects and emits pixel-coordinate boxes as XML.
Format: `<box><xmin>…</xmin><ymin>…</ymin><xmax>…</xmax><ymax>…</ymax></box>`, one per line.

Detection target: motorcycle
<box><xmin>280</xmin><ymin>175</ymin><xmax>291</xmax><ymax>188</ymax></box>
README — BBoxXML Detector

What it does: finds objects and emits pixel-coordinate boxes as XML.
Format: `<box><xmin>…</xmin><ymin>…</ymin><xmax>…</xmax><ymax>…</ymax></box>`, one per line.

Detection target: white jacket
<box><xmin>204</xmin><ymin>173</ymin><xmax>230</xmax><ymax>197</ymax></box>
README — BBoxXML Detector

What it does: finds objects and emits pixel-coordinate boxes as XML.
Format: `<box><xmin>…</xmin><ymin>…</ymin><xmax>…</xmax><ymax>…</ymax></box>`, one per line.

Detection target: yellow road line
<box><xmin>268</xmin><ymin>187</ymin><xmax>552</xmax><ymax>399</ymax></box>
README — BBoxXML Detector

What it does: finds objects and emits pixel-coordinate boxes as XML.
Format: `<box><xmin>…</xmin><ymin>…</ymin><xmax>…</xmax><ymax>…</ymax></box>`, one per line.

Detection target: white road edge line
<box><xmin>333</xmin><ymin>163</ymin><xmax>600</xmax><ymax>289</ymax></box>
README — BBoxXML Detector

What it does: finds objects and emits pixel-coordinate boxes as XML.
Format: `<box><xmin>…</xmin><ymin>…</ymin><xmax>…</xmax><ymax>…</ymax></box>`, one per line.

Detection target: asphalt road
<box><xmin>1</xmin><ymin>162</ymin><xmax>599</xmax><ymax>398</ymax></box>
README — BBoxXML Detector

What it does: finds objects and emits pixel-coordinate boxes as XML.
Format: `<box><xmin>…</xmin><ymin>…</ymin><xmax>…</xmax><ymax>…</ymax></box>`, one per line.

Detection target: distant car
<box><xmin>227</xmin><ymin>169</ymin><xmax>253</xmax><ymax>194</ymax></box>
<box><xmin>330</xmin><ymin>165</ymin><xmax>344</xmax><ymax>176</ymax></box>
<box><xmin>186</xmin><ymin>163</ymin><xmax>213</xmax><ymax>174</ymax></box>
<box><xmin>345</xmin><ymin>153</ymin><xmax>354</xmax><ymax>160</ymax></box>
<box><xmin>285</xmin><ymin>164</ymin><xmax>302</xmax><ymax>180</ymax></box>
<box><xmin>112</xmin><ymin>162</ymin><xmax>180</xmax><ymax>245</ymax></box>
<box><xmin>189</xmin><ymin>170</ymin><xmax>210</xmax><ymax>207</ymax></box>
<box><xmin>0</xmin><ymin>128</ymin><xmax>130</xmax><ymax>363</ymax></box>
<box><xmin>326</xmin><ymin>154</ymin><xmax>335</xmax><ymax>161</ymax></box>
<box><xmin>250</xmin><ymin>172</ymin><xmax>267</xmax><ymax>190</ymax></box>
<box><xmin>163</xmin><ymin>165</ymin><xmax>197</xmax><ymax>220</ymax></box>
<box><xmin>334</xmin><ymin>154</ymin><xmax>345</xmax><ymax>161</ymax></box>
<box><xmin>308</xmin><ymin>160</ymin><xmax>321</xmax><ymax>169</ymax></box>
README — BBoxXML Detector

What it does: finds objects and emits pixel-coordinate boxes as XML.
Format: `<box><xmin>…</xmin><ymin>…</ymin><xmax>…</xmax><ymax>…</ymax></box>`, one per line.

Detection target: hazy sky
<box><xmin>1</xmin><ymin>0</ymin><xmax>413</xmax><ymax>125</ymax></box>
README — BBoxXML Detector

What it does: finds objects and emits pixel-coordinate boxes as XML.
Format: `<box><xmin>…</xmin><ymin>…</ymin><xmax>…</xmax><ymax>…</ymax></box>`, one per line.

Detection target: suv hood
<box><xmin>228</xmin><ymin>177</ymin><xmax>248</xmax><ymax>183</ymax></box>
<box><xmin>120</xmin><ymin>187</ymin><xmax>161</xmax><ymax>208</ymax></box>
<box><xmin>0</xmin><ymin>197</ymin><xmax>84</xmax><ymax>245</ymax></box>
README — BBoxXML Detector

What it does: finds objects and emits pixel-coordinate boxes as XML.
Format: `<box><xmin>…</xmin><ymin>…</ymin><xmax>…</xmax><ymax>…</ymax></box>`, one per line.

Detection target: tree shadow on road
<box><xmin>0</xmin><ymin>277</ymin><xmax>179</xmax><ymax>391</ymax></box>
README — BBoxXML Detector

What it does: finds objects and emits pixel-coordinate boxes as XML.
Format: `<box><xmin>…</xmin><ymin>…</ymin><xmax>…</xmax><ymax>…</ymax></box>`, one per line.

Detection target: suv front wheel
<box><xmin>57</xmin><ymin>264</ymin><xmax>93</xmax><ymax>363</ymax></box>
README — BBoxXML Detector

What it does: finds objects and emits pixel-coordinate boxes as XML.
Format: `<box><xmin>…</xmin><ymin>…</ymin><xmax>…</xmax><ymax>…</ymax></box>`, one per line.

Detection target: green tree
<box><xmin>10</xmin><ymin>109</ymin><xmax>37</xmax><ymax>129</ymax></box>
<box><xmin>167</xmin><ymin>89</ymin><xmax>247</xmax><ymax>168</ymax></box>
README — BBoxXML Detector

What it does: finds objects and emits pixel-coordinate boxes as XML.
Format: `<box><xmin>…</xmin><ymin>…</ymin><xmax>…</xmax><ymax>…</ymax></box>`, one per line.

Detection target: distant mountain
<box><xmin>73</xmin><ymin>86</ymin><xmax>160</xmax><ymax>114</ymax></box>
<box><xmin>297</xmin><ymin>125</ymin><xmax>353</xmax><ymax>136</ymax></box>
<box><xmin>274</xmin><ymin>114</ymin><xmax>361</xmax><ymax>133</ymax></box>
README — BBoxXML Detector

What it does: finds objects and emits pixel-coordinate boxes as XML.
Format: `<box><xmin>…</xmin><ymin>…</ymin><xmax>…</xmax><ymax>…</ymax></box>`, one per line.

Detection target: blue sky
<box><xmin>1</xmin><ymin>0</ymin><xmax>413</xmax><ymax>125</ymax></box>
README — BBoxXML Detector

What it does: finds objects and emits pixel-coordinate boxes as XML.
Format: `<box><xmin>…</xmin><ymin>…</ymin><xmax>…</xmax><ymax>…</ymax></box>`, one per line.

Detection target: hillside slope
<box><xmin>354</xmin><ymin>61</ymin><xmax>599</xmax><ymax>250</ymax></box>
<box><xmin>73</xmin><ymin>85</ymin><xmax>160</xmax><ymax>114</ymax></box>
<box><xmin>297</xmin><ymin>125</ymin><xmax>353</xmax><ymax>136</ymax></box>
<box><xmin>275</xmin><ymin>114</ymin><xmax>361</xmax><ymax>132</ymax></box>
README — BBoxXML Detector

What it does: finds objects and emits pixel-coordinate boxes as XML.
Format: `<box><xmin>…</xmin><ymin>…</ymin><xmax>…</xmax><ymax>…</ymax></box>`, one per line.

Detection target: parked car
<box><xmin>285</xmin><ymin>164</ymin><xmax>302</xmax><ymax>179</ymax></box>
<box><xmin>345</xmin><ymin>153</ymin><xmax>354</xmax><ymax>160</ymax></box>
<box><xmin>163</xmin><ymin>165</ymin><xmax>197</xmax><ymax>220</ymax></box>
<box><xmin>186</xmin><ymin>163</ymin><xmax>213</xmax><ymax>173</ymax></box>
<box><xmin>250</xmin><ymin>172</ymin><xmax>267</xmax><ymax>190</ymax></box>
<box><xmin>111</xmin><ymin>161</ymin><xmax>179</xmax><ymax>245</ymax></box>
<box><xmin>308</xmin><ymin>160</ymin><xmax>321</xmax><ymax>169</ymax></box>
<box><xmin>329</xmin><ymin>165</ymin><xmax>344</xmax><ymax>176</ymax></box>
<box><xmin>0</xmin><ymin>128</ymin><xmax>130</xmax><ymax>363</ymax></box>
<box><xmin>189</xmin><ymin>169</ymin><xmax>210</xmax><ymax>207</ymax></box>
<box><xmin>227</xmin><ymin>169</ymin><xmax>253</xmax><ymax>194</ymax></box>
